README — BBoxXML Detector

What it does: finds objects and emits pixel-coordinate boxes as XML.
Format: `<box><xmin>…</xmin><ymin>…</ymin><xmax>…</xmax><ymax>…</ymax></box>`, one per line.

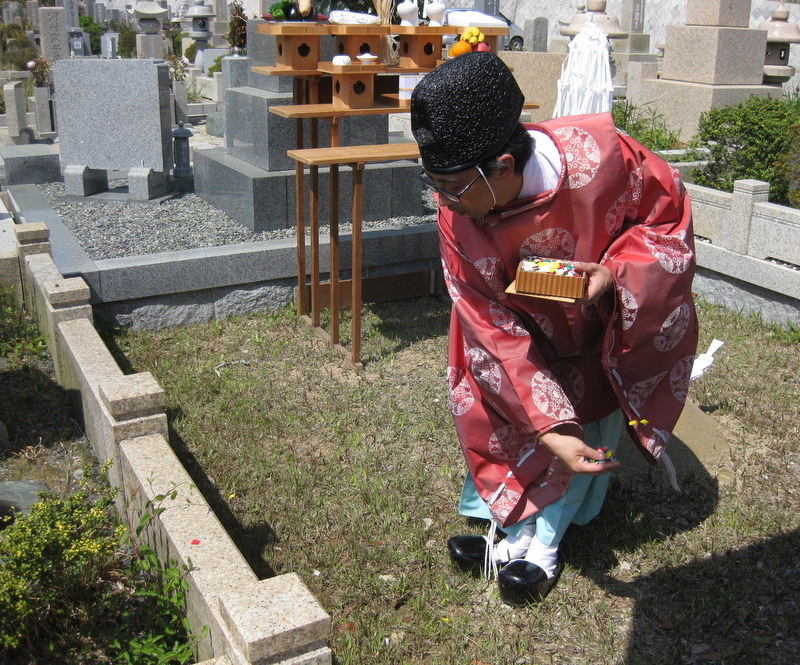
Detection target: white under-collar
<box><xmin>518</xmin><ymin>130</ymin><xmax>562</xmax><ymax>200</ymax></box>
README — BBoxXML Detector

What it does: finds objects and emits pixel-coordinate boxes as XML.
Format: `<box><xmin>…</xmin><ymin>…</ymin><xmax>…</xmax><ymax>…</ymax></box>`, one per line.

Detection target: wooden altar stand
<box><xmin>287</xmin><ymin>142</ymin><xmax>421</xmax><ymax>369</ymax></box>
<box><xmin>255</xmin><ymin>20</ymin><xmax>542</xmax><ymax>367</ymax></box>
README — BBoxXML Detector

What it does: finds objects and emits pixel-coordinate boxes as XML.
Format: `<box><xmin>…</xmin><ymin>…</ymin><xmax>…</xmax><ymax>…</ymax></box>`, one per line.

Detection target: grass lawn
<box><xmin>107</xmin><ymin>295</ymin><xmax>800</xmax><ymax>665</ymax></box>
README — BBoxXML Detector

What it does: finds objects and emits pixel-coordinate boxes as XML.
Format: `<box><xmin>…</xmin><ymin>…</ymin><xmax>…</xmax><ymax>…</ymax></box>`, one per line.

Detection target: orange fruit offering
<box><xmin>449</xmin><ymin>40</ymin><xmax>473</xmax><ymax>58</ymax></box>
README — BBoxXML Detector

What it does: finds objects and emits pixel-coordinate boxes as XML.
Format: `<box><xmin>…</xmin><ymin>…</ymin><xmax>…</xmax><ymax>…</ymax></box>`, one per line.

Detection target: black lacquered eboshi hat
<box><xmin>410</xmin><ymin>51</ymin><xmax>525</xmax><ymax>174</ymax></box>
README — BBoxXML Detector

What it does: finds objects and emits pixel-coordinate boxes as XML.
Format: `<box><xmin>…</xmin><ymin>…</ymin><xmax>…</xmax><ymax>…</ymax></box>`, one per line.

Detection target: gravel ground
<box><xmin>37</xmin><ymin>181</ymin><xmax>436</xmax><ymax>261</ymax></box>
<box><xmin>25</xmin><ymin>121</ymin><xmax>434</xmax><ymax>261</ymax></box>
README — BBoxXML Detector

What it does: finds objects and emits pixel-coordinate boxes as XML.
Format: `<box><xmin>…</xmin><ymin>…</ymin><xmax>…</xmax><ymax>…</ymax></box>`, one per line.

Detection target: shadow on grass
<box><xmin>555</xmin><ymin>433</ymin><xmax>798</xmax><ymax>662</ymax></box>
<box><xmin>0</xmin><ymin>363</ymin><xmax>83</xmax><ymax>459</ymax></box>
<box><xmin>358</xmin><ymin>295</ymin><xmax>451</xmax><ymax>360</ymax></box>
<box><xmin>621</xmin><ymin>527</ymin><xmax>800</xmax><ymax>664</ymax></box>
<box><xmin>100</xmin><ymin>326</ymin><xmax>279</xmax><ymax>578</ymax></box>
<box><xmin>165</xmin><ymin>408</ymin><xmax>278</xmax><ymax>579</ymax></box>
<box><xmin>560</xmin><ymin>433</ymin><xmax>717</xmax><ymax>572</ymax></box>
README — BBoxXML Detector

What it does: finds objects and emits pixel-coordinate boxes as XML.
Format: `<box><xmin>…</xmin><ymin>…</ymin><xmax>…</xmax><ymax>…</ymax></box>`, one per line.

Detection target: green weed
<box><xmin>0</xmin><ymin>463</ymin><xmax>204</xmax><ymax>663</ymax></box>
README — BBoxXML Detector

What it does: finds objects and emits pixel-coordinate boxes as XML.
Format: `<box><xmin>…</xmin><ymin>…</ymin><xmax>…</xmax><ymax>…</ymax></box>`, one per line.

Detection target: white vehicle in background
<box><xmin>442</xmin><ymin>9</ymin><xmax>525</xmax><ymax>51</ymax></box>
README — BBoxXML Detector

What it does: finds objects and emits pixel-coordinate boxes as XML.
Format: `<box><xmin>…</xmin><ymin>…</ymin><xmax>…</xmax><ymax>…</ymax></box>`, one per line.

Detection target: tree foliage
<box><xmin>79</xmin><ymin>15</ymin><xmax>104</xmax><ymax>55</ymax></box>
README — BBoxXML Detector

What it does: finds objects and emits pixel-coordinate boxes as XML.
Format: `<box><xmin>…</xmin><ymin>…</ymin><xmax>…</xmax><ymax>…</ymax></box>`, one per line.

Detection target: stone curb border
<box><xmin>1</xmin><ymin>209</ymin><xmax>333</xmax><ymax>665</ymax></box>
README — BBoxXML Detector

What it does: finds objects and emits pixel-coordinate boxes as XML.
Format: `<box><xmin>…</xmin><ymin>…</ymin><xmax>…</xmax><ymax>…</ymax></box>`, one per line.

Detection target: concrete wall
<box><xmin>5</xmin><ymin>175</ymin><xmax>800</xmax><ymax>329</ymax></box>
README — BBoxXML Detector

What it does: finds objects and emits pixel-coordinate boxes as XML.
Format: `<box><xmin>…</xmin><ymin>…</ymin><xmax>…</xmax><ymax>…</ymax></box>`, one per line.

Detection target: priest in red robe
<box><xmin>410</xmin><ymin>52</ymin><xmax>698</xmax><ymax>605</ymax></box>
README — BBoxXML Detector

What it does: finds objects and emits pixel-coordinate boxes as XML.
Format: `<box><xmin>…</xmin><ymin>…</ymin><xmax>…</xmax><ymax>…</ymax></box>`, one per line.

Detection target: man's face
<box><xmin>422</xmin><ymin>167</ymin><xmax>496</xmax><ymax>220</ymax></box>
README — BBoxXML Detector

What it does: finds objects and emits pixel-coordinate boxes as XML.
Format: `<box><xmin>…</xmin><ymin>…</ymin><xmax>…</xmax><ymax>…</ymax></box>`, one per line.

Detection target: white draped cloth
<box><xmin>553</xmin><ymin>21</ymin><xmax>614</xmax><ymax>118</ymax></box>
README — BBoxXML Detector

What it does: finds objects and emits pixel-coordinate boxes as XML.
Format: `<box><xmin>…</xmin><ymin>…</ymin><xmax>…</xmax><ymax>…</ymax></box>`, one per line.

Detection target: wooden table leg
<box><xmin>309</xmin><ymin>80</ymin><xmax>321</xmax><ymax>328</ymax></box>
<box><xmin>330</xmin><ymin>163</ymin><xmax>340</xmax><ymax>344</ymax></box>
<box><xmin>330</xmin><ymin>116</ymin><xmax>340</xmax><ymax>148</ymax></box>
<box><xmin>295</xmin><ymin>159</ymin><xmax>307</xmax><ymax>317</ymax></box>
<box><xmin>310</xmin><ymin>164</ymin><xmax>320</xmax><ymax>328</ymax></box>
<box><xmin>293</xmin><ymin>78</ymin><xmax>307</xmax><ymax>317</ymax></box>
<box><xmin>350</xmin><ymin>162</ymin><xmax>365</xmax><ymax>368</ymax></box>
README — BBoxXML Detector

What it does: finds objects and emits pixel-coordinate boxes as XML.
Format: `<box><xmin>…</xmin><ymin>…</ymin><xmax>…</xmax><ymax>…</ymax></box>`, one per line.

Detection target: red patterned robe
<box><xmin>440</xmin><ymin>113</ymin><xmax>698</xmax><ymax>528</ymax></box>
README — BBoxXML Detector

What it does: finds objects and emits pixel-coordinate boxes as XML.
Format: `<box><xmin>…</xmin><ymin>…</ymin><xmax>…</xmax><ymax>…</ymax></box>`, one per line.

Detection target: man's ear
<box><xmin>497</xmin><ymin>154</ymin><xmax>516</xmax><ymax>179</ymax></box>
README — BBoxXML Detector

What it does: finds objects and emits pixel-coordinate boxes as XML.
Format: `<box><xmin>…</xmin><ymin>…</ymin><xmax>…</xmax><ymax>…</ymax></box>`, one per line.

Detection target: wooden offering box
<box><xmin>330</xmin><ymin>24</ymin><xmax>389</xmax><ymax>61</ymax></box>
<box><xmin>256</xmin><ymin>22</ymin><xmax>329</xmax><ymax>72</ymax></box>
<box><xmin>317</xmin><ymin>62</ymin><xmax>388</xmax><ymax>109</ymax></box>
<box><xmin>507</xmin><ymin>258</ymin><xmax>587</xmax><ymax>302</ymax></box>
<box><xmin>393</xmin><ymin>25</ymin><xmax>458</xmax><ymax>69</ymax></box>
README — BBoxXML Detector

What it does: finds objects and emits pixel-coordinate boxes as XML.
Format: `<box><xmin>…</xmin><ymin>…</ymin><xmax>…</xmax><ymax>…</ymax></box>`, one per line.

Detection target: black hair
<box><xmin>478</xmin><ymin>123</ymin><xmax>534</xmax><ymax>176</ymax></box>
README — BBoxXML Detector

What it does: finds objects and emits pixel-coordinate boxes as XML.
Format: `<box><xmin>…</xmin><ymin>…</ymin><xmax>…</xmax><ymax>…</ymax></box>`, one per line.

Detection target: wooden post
<box><xmin>350</xmin><ymin>162</ymin><xmax>365</xmax><ymax>367</ymax></box>
<box><xmin>330</xmin><ymin>163</ymin><xmax>340</xmax><ymax>344</ymax></box>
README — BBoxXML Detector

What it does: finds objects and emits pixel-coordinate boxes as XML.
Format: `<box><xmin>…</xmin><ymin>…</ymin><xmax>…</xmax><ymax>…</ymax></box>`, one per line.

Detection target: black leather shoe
<box><xmin>447</xmin><ymin>535</ymin><xmax>488</xmax><ymax>575</ymax></box>
<box><xmin>497</xmin><ymin>559</ymin><xmax>559</xmax><ymax>606</ymax></box>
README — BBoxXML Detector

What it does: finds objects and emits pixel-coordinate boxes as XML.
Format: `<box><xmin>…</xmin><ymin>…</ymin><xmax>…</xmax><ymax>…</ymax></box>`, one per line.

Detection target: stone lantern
<box><xmin>560</xmin><ymin>0</ymin><xmax>627</xmax><ymax>39</ymax></box>
<box><xmin>132</xmin><ymin>0</ymin><xmax>168</xmax><ymax>35</ymax></box>
<box><xmin>758</xmin><ymin>0</ymin><xmax>800</xmax><ymax>84</ymax></box>
<box><xmin>186</xmin><ymin>0</ymin><xmax>215</xmax><ymax>73</ymax></box>
<box><xmin>131</xmin><ymin>0</ymin><xmax>170</xmax><ymax>59</ymax></box>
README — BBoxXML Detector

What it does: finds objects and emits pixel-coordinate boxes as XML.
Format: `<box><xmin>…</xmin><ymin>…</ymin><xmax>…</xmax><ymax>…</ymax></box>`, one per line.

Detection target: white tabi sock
<box><xmin>492</xmin><ymin>521</ymin><xmax>536</xmax><ymax>564</ymax></box>
<box><xmin>523</xmin><ymin>534</ymin><xmax>559</xmax><ymax>579</ymax></box>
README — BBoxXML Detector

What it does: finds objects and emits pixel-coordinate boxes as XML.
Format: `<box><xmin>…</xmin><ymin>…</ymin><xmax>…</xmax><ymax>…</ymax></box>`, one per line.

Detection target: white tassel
<box><xmin>484</xmin><ymin>519</ymin><xmax>500</xmax><ymax>581</ymax></box>
<box><xmin>661</xmin><ymin>451</ymin><xmax>681</xmax><ymax>493</ymax></box>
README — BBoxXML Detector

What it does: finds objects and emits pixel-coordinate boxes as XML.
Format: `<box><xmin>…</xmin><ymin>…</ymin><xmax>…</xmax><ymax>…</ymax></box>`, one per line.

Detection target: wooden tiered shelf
<box><xmin>254</xmin><ymin>20</ymin><xmax>533</xmax><ymax>367</ymax></box>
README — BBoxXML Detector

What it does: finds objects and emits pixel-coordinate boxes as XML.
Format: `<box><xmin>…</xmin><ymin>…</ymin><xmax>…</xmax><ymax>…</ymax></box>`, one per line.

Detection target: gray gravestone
<box><xmin>3</xmin><ymin>2</ymin><xmax>14</xmax><ymax>25</ymax></box>
<box><xmin>621</xmin><ymin>0</ymin><xmax>646</xmax><ymax>34</ymax></box>
<box><xmin>54</xmin><ymin>59</ymin><xmax>174</xmax><ymax>199</ymax></box>
<box><xmin>56</xmin><ymin>0</ymin><xmax>79</xmax><ymax>28</ymax></box>
<box><xmin>136</xmin><ymin>33</ymin><xmax>166</xmax><ymax>60</ymax></box>
<box><xmin>3</xmin><ymin>82</ymin><xmax>32</xmax><ymax>144</ymax></box>
<box><xmin>222</xmin><ymin>54</ymin><xmax>250</xmax><ymax>90</ymax></box>
<box><xmin>94</xmin><ymin>2</ymin><xmax>106</xmax><ymax>23</ymax></box>
<box><xmin>100</xmin><ymin>31</ymin><xmax>118</xmax><ymax>58</ymax></box>
<box><xmin>68</xmin><ymin>28</ymin><xmax>88</xmax><ymax>56</ymax></box>
<box><xmin>531</xmin><ymin>17</ymin><xmax>548</xmax><ymax>52</ymax></box>
<box><xmin>26</xmin><ymin>0</ymin><xmax>38</xmax><ymax>30</ymax></box>
<box><xmin>38</xmin><ymin>7</ymin><xmax>70</xmax><ymax>62</ymax></box>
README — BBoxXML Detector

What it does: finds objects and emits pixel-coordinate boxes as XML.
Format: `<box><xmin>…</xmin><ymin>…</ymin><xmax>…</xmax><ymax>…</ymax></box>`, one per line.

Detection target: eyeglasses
<box><xmin>418</xmin><ymin>167</ymin><xmax>488</xmax><ymax>204</ymax></box>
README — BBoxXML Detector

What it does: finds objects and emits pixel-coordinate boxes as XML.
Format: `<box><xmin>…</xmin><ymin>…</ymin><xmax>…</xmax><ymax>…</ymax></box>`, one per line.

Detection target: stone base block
<box><xmin>222</xmin><ymin>54</ymin><xmax>250</xmax><ymax>90</ymax></box>
<box><xmin>193</xmin><ymin>146</ymin><xmax>427</xmax><ymax>233</ymax></box>
<box><xmin>193</xmin><ymin>147</ymin><xmax>290</xmax><ymax>232</ymax></box>
<box><xmin>219</xmin><ymin>574</ymin><xmax>331</xmax><ymax>665</ymax></box>
<box><xmin>0</xmin><ymin>145</ymin><xmax>62</xmax><ymax>185</ymax></box>
<box><xmin>633</xmin><ymin>79</ymin><xmax>783</xmax><ymax>143</ymax></box>
<box><xmin>136</xmin><ymin>33</ymin><xmax>166</xmax><ymax>60</ymax></box>
<box><xmin>205</xmin><ymin>111</ymin><xmax>225</xmax><ymax>137</ymax></box>
<box><xmin>612</xmin><ymin>33</ymin><xmax>652</xmax><ymax>55</ymax></box>
<box><xmin>610</xmin><ymin>51</ymin><xmax>660</xmax><ymax>77</ymax></box>
<box><xmin>662</xmin><ymin>26</ymin><xmax>767</xmax><ymax>86</ymax></box>
<box><xmin>686</xmin><ymin>0</ymin><xmax>751</xmax><ymax>28</ymax></box>
<box><xmin>128</xmin><ymin>167</ymin><xmax>170</xmax><ymax>200</ymax></box>
<box><xmin>225</xmin><ymin>86</ymin><xmax>389</xmax><ymax>173</ymax></box>
<box><xmin>64</xmin><ymin>165</ymin><xmax>109</xmax><ymax>196</ymax></box>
